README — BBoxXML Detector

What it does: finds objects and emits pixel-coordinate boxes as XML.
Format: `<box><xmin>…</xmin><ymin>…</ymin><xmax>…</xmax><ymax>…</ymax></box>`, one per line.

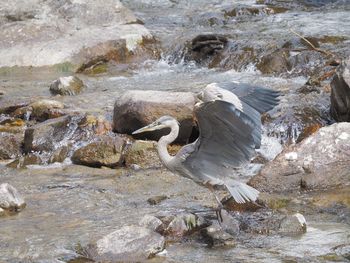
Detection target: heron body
<box><xmin>133</xmin><ymin>82</ymin><xmax>280</xmax><ymax>205</ymax></box>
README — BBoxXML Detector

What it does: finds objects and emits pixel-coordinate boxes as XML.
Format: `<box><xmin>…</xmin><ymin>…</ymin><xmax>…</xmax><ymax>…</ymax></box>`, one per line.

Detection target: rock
<box><xmin>49</xmin><ymin>146</ymin><xmax>69</xmax><ymax>163</ymax></box>
<box><xmin>0</xmin><ymin>118</ymin><xmax>26</xmax><ymax>134</ymax></box>
<box><xmin>219</xmin><ymin>210</ymin><xmax>240</xmax><ymax>236</ymax></box>
<box><xmin>257</xmin><ymin>49</ymin><xmax>291</xmax><ymax>75</ymax></box>
<box><xmin>139</xmin><ymin>215</ymin><xmax>163</xmax><ymax>232</ymax></box>
<box><xmin>113</xmin><ymin>90</ymin><xmax>196</xmax><ymax>143</ymax></box>
<box><xmin>71</xmin><ymin>135</ymin><xmax>125</xmax><ymax>168</ymax></box>
<box><xmin>86</xmin><ymin>225</ymin><xmax>165</xmax><ymax>261</ymax></box>
<box><xmin>124</xmin><ymin>140</ymin><xmax>162</xmax><ymax>169</ymax></box>
<box><xmin>278</xmin><ymin>213</ymin><xmax>307</xmax><ymax>235</ymax></box>
<box><xmin>164</xmin><ymin>213</ymin><xmax>209</xmax><ymax>237</ymax></box>
<box><xmin>0</xmin><ymin>133</ymin><xmax>23</xmax><ymax>160</ymax></box>
<box><xmin>330</xmin><ymin>58</ymin><xmax>350</xmax><ymax>122</ymax></box>
<box><xmin>13</xmin><ymin>99</ymin><xmax>65</xmax><ymax>121</ymax></box>
<box><xmin>0</xmin><ymin>1</ymin><xmax>158</xmax><ymax>69</ymax></box>
<box><xmin>249</xmin><ymin>123</ymin><xmax>350</xmax><ymax>192</ymax></box>
<box><xmin>24</xmin><ymin>114</ymin><xmax>85</xmax><ymax>153</ymax></box>
<box><xmin>7</xmin><ymin>153</ymin><xmax>43</xmax><ymax>168</ymax></box>
<box><xmin>147</xmin><ymin>195</ymin><xmax>168</xmax><ymax>205</ymax></box>
<box><xmin>0</xmin><ymin>183</ymin><xmax>26</xmax><ymax>212</ymax></box>
<box><xmin>79</xmin><ymin>114</ymin><xmax>112</xmax><ymax>136</ymax></box>
<box><xmin>0</xmin><ymin>207</ymin><xmax>4</xmax><ymax>216</ymax></box>
<box><xmin>50</xmin><ymin>76</ymin><xmax>85</xmax><ymax>96</ymax></box>
<box><xmin>201</xmin><ymin>224</ymin><xmax>236</xmax><ymax>247</ymax></box>
<box><xmin>333</xmin><ymin>244</ymin><xmax>350</xmax><ymax>260</ymax></box>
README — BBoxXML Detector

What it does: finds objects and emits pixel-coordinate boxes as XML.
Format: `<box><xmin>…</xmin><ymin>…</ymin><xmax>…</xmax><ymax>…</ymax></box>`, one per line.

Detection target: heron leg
<box><xmin>206</xmin><ymin>184</ymin><xmax>224</xmax><ymax>224</ymax></box>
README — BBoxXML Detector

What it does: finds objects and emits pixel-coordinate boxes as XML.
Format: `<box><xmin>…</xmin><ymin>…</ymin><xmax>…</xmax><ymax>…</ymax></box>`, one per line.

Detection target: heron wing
<box><xmin>218</xmin><ymin>82</ymin><xmax>280</xmax><ymax>113</ymax></box>
<box><xmin>181</xmin><ymin>100</ymin><xmax>257</xmax><ymax>182</ymax></box>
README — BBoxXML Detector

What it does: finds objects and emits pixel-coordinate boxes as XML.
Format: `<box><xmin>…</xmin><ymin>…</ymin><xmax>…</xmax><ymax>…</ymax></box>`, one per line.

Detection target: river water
<box><xmin>0</xmin><ymin>0</ymin><xmax>350</xmax><ymax>262</ymax></box>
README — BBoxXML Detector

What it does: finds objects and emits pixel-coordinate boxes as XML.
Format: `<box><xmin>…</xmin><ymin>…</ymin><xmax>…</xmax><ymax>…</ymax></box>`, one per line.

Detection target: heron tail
<box><xmin>225</xmin><ymin>181</ymin><xmax>259</xmax><ymax>204</ymax></box>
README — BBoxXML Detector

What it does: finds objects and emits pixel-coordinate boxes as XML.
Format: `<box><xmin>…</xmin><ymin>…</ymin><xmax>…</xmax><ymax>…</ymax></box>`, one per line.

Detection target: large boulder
<box><xmin>330</xmin><ymin>58</ymin><xmax>350</xmax><ymax>122</ymax></box>
<box><xmin>0</xmin><ymin>0</ymin><xmax>158</xmax><ymax>69</ymax></box>
<box><xmin>113</xmin><ymin>90</ymin><xmax>196</xmax><ymax>143</ymax></box>
<box><xmin>86</xmin><ymin>225</ymin><xmax>165</xmax><ymax>261</ymax></box>
<box><xmin>71</xmin><ymin>135</ymin><xmax>126</xmax><ymax>168</ymax></box>
<box><xmin>0</xmin><ymin>183</ymin><xmax>26</xmax><ymax>212</ymax></box>
<box><xmin>249</xmin><ymin>123</ymin><xmax>350</xmax><ymax>193</ymax></box>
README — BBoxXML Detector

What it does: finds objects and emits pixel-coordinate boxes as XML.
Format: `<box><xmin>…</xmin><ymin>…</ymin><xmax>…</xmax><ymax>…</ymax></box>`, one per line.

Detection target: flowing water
<box><xmin>0</xmin><ymin>0</ymin><xmax>350</xmax><ymax>262</ymax></box>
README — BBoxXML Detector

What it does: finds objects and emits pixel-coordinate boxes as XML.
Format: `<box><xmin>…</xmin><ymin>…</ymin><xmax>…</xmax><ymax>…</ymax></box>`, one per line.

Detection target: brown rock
<box><xmin>0</xmin><ymin>133</ymin><xmax>23</xmax><ymax>160</ymax></box>
<box><xmin>71</xmin><ymin>135</ymin><xmax>125</xmax><ymax>168</ymax></box>
<box><xmin>113</xmin><ymin>90</ymin><xmax>196</xmax><ymax>143</ymax></box>
<box><xmin>49</xmin><ymin>76</ymin><xmax>85</xmax><ymax>96</ymax></box>
<box><xmin>124</xmin><ymin>140</ymin><xmax>162</xmax><ymax>169</ymax></box>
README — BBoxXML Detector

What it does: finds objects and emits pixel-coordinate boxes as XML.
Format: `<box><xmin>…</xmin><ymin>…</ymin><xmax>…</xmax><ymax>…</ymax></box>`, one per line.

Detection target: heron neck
<box><xmin>157</xmin><ymin>122</ymin><xmax>179</xmax><ymax>167</ymax></box>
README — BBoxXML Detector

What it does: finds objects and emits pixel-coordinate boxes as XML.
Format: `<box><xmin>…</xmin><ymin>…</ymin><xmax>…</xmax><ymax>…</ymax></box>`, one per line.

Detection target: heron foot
<box><xmin>215</xmin><ymin>203</ymin><xmax>224</xmax><ymax>225</ymax></box>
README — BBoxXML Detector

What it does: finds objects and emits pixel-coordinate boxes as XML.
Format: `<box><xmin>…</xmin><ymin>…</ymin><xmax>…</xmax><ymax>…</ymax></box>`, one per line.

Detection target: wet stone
<box><xmin>147</xmin><ymin>195</ymin><xmax>168</xmax><ymax>205</ymax></box>
<box><xmin>50</xmin><ymin>76</ymin><xmax>86</xmax><ymax>96</ymax></box>
<box><xmin>330</xmin><ymin>58</ymin><xmax>350</xmax><ymax>122</ymax></box>
<box><xmin>139</xmin><ymin>215</ymin><xmax>163</xmax><ymax>232</ymax></box>
<box><xmin>164</xmin><ymin>213</ymin><xmax>209</xmax><ymax>238</ymax></box>
<box><xmin>24</xmin><ymin>114</ymin><xmax>84</xmax><ymax>153</ymax></box>
<box><xmin>71</xmin><ymin>135</ymin><xmax>125</xmax><ymax>168</ymax></box>
<box><xmin>7</xmin><ymin>153</ymin><xmax>43</xmax><ymax>168</ymax></box>
<box><xmin>85</xmin><ymin>225</ymin><xmax>165</xmax><ymax>261</ymax></box>
<box><xmin>333</xmin><ymin>244</ymin><xmax>350</xmax><ymax>260</ymax></box>
<box><xmin>28</xmin><ymin>99</ymin><xmax>65</xmax><ymax>121</ymax></box>
<box><xmin>278</xmin><ymin>213</ymin><xmax>307</xmax><ymax>235</ymax></box>
<box><xmin>0</xmin><ymin>183</ymin><xmax>26</xmax><ymax>212</ymax></box>
<box><xmin>201</xmin><ymin>223</ymin><xmax>236</xmax><ymax>247</ymax></box>
<box><xmin>0</xmin><ymin>133</ymin><xmax>23</xmax><ymax>160</ymax></box>
<box><xmin>49</xmin><ymin>145</ymin><xmax>69</xmax><ymax>163</ymax></box>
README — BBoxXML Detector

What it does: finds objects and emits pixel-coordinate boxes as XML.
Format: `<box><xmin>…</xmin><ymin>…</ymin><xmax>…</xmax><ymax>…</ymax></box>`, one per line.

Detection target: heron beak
<box><xmin>132</xmin><ymin>122</ymin><xmax>165</xmax><ymax>135</ymax></box>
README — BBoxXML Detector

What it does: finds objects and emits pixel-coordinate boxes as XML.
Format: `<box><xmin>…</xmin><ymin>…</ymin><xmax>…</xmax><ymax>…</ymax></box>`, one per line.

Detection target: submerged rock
<box><xmin>0</xmin><ymin>183</ymin><xmax>26</xmax><ymax>212</ymax></box>
<box><xmin>0</xmin><ymin>133</ymin><xmax>23</xmax><ymax>160</ymax></box>
<box><xmin>86</xmin><ymin>225</ymin><xmax>165</xmax><ymax>261</ymax></box>
<box><xmin>147</xmin><ymin>195</ymin><xmax>168</xmax><ymax>205</ymax></box>
<box><xmin>249</xmin><ymin>123</ymin><xmax>350</xmax><ymax>192</ymax></box>
<box><xmin>71</xmin><ymin>135</ymin><xmax>125</xmax><ymax>168</ymax></box>
<box><xmin>278</xmin><ymin>213</ymin><xmax>307</xmax><ymax>235</ymax></box>
<box><xmin>113</xmin><ymin>90</ymin><xmax>196</xmax><ymax>143</ymax></box>
<box><xmin>50</xmin><ymin>76</ymin><xmax>85</xmax><ymax>96</ymax></box>
<box><xmin>330</xmin><ymin>58</ymin><xmax>350</xmax><ymax>122</ymax></box>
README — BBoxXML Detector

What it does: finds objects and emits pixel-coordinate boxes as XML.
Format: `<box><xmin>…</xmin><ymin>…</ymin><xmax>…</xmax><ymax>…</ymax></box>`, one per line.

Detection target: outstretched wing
<box><xmin>181</xmin><ymin>100</ymin><xmax>257</xmax><ymax>182</ymax></box>
<box><xmin>218</xmin><ymin>82</ymin><xmax>280</xmax><ymax>113</ymax></box>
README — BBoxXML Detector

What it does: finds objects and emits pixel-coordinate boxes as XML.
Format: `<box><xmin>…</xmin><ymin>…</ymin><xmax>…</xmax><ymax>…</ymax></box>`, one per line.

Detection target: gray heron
<box><xmin>133</xmin><ymin>82</ymin><xmax>280</xmax><ymax>219</ymax></box>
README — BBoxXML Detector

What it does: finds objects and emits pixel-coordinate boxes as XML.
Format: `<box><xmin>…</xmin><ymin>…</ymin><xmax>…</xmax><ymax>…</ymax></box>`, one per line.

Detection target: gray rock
<box><xmin>165</xmin><ymin>213</ymin><xmax>209</xmax><ymax>237</ymax></box>
<box><xmin>24</xmin><ymin>114</ymin><xmax>84</xmax><ymax>153</ymax></box>
<box><xmin>220</xmin><ymin>210</ymin><xmax>240</xmax><ymax>236</ymax></box>
<box><xmin>0</xmin><ymin>133</ymin><xmax>23</xmax><ymax>160</ymax></box>
<box><xmin>278</xmin><ymin>213</ymin><xmax>307</xmax><ymax>235</ymax></box>
<box><xmin>249</xmin><ymin>123</ymin><xmax>350</xmax><ymax>193</ymax></box>
<box><xmin>86</xmin><ymin>225</ymin><xmax>165</xmax><ymax>261</ymax></box>
<box><xmin>139</xmin><ymin>215</ymin><xmax>163</xmax><ymax>232</ymax></box>
<box><xmin>0</xmin><ymin>183</ymin><xmax>26</xmax><ymax>212</ymax></box>
<box><xmin>50</xmin><ymin>76</ymin><xmax>85</xmax><ymax>96</ymax></box>
<box><xmin>201</xmin><ymin>223</ymin><xmax>236</xmax><ymax>247</ymax></box>
<box><xmin>0</xmin><ymin>0</ymin><xmax>157</xmax><ymax>68</ymax></box>
<box><xmin>71</xmin><ymin>135</ymin><xmax>125</xmax><ymax>168</ymax></box>
<box><xmin>113</xmin><ymin>90</ymin><xmax>196</xmax><ymax>143</ymax></box>
<box><xmin>331</xmin><ymin>58</ymin><xmax>350</xmax><ymax>122</ymax></box>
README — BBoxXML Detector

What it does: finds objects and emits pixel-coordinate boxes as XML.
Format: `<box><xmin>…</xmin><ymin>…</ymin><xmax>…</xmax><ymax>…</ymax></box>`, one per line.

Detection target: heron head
<box><xmin>132</xmin><ymin>116</ymin><xmax>178</xmax><ymax>135</ymax></box>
